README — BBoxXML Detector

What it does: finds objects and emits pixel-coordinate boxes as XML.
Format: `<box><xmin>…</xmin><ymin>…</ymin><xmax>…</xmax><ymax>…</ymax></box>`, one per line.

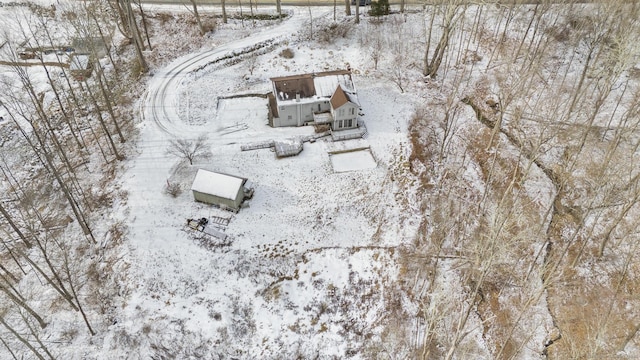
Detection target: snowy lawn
<box><xmin>112</xmin><ymin>8</ymin><xmax>416</xmax><ymax>358</ymax></box>
<box><xmin>330</xmin><ymin>149</ymin><xmax>377</xmax><ymax>172</ymax></box>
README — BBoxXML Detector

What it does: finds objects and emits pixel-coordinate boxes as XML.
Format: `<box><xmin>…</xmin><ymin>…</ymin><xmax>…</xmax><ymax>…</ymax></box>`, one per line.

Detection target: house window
<box><xmin>338</xmin><ymin>120</ymin><xmax>343</xmax><ymax>128</ymax></box>
<box><xmin>346</xmin><ymin>119</ymin><xmax>353</xmax><ymax>128</ymax></box>
<box><xmin>339</xmin><ymin>109</ymin><xmax>345</xmax><ymax>116</ymax></box>
<box><xmin>318</xmin><ymin>104</ymin><xmax>321</xmax><ymax>112</ymax></box>
<box><xmin>350</xmin><ymin>108</ymin><xmax>355</xmax><ymax>115</ymax></box>
<box><xmin>288</xmin><ymin>115</ymin><xmax>292</xmax><ymax>120</ymax></box>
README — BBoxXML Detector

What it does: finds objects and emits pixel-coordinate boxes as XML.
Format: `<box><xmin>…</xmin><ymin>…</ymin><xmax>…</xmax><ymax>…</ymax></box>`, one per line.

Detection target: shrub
<box><xmin>165</xmin><ymin>182</ymin><xmax>182</xmax><ymax>197</ymax></box>
<box><xmin>202</xmin><ymin>18</ymin><xmax>217</xmax><ymax>33</ymax></box>
<box><xmin>370</xmin><ymin>0</ymin><xmax>389</xmax><ymax>17</ymax></box>
<box><xmin>279</xmin><ymin>48</ymin><xmax>294</xmax><ymax>59</ymax></box>
<box><xmin>317</xmin><ymin>21</ymin><xmax>351</xmax><ymax>44</ymax></box>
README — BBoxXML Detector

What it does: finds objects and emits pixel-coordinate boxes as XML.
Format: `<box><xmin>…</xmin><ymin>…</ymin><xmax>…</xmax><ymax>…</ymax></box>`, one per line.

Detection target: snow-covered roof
<box><xmin>345</xmin><ymin>91</ymin><xmax>359</xmax><ymax>106</ymax></box>
<box><xmin>314</xmin><ymin>73</ymin><xmax>355</xmax><ymax>97</ymax></box>
<box><xmin>191</xmin><ymin>169</ymin><xmax>244</xmax><ymax>200</ymax></box>
<box><xmin>271</xmin><ymin>70</ymin><xmax>356</xmax><ymax>103</ymax></box>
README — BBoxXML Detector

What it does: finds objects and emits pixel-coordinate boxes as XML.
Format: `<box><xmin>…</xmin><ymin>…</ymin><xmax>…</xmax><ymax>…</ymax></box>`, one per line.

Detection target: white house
<box><xmin>267</xmin><ymin>70</ymin><xmax>360</xmax><ymax>130</ymax></box>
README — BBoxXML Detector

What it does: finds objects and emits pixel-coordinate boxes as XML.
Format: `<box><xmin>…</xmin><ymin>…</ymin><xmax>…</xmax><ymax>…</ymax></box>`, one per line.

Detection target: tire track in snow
<box><xmin>144</xmin><ymin>9</ymin><xmax>316</xmax><ymax>138</ymax></box>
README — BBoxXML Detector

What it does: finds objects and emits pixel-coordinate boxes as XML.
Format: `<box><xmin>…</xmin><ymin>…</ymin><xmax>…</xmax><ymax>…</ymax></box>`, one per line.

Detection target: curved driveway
<box><xmin>125</xmin><ymin>8</ymin><xmax>319</xmax><ymax>250</ymax></box>
<box><xmin>144</xmin><ymin>9</ymin><xmax>308</xmax><ymax>137</ymax></box>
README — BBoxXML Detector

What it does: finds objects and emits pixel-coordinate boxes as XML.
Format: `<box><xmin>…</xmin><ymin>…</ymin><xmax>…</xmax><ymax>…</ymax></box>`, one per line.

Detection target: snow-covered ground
<box><xmin>109</xmin><ymin>8</ymin><xmax>418</xmax><ymax>358</ymax></box>
<box><xmin>2</xmin><ymin>1</ymin><xmax>639</xmax><ymax>358</ymax></box>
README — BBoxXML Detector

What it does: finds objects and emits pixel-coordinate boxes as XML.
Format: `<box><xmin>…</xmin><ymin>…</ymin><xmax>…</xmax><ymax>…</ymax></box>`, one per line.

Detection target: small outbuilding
<box><xmin>191</xmin><ymin>169</ymin><xmax>252</xmax><ymax>212</ymax></box>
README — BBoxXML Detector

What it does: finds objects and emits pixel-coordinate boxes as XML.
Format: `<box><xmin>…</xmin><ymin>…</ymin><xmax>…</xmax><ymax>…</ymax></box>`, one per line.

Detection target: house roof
<box><xmin>330</xmin><ymin>85</ymin><xmax>348</xmax><ymax>109</ymax></box>
<box><xmin>271</xmin><ymin>70</ymin><xmax>356</xmax><ymax>103</ymax></box>
<box><xmin>191</xmin><ymin>169</ymin><xmax>245</xmax><ymax>200</ymax></box>
<box><xmin>330</xmin><ymin>85</ymin><xmax>359</xmax><ymax>109</ymax></box>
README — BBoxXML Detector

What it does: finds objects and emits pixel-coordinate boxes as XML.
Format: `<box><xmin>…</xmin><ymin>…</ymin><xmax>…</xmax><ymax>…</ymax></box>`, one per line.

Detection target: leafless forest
<box><xmin>0</xmin><ymin>0</ymin><xmax>639</xmax><ymax>358</ymax></box>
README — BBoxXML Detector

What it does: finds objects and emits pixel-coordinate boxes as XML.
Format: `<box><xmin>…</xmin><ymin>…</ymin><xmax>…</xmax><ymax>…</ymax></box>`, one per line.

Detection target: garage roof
<box><xmin>191</xmin><ymin>169</ymin><xmax>244</xmax><ymax>200</ymax></box>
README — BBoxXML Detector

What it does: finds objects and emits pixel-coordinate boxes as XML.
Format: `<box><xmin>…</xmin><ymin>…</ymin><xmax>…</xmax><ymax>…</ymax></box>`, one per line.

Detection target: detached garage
<box><xmin>191</xmin><ymin>169</ymin><xmax>252</xmax><ymax>212</ymax></box>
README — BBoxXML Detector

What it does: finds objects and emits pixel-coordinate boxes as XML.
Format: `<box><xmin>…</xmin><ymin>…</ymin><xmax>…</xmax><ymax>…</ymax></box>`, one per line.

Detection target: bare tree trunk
<box><xmin>94</xmin><ymin>65</ymin><xmax>125</xmax><ymax>143</ymax></box>
<box><xmin>308</xmin><ymin>1</ymin><xmax>313</xmax><ymax>40</ymax></box>
<box><xmin>0</xmin><ymin>203</ymin><xmax>32</xmax><ymax>248</ymax></box>
<box><xmin>423</xmin><ymin>7</ymin><xmax>436</xmax><ymax>76</ymax></box>
<box><xmin>120</xmin><ymin>0</ymin><xmax>148</xmax><ymax>73</ymax></box>
<box><xmin>0</xmin><ymin>264</ymin><xmax>18</xmax><ymax>284</ymax></box>
<box><xmin>0</xmin><ymin>336</ymin><xmax>19</xmax><ymax>360</ymax></box>
<box><xmin>29</xmin><ymin>22</ymin><xmax>84</xmax><ymax>150</ymax></box>
<box><xmin>0</xmin><ymin>282</ymin><xmax>47</xmax><ymax>329</ymax></box>
<box><xmin>355</xmin><ymin>0</ymin><xmax>360</xmax><ymax>24</ymax></box>
<box><xmin>84</xmin><ymin>81</ymin><xmax>123</xmax><ymax>160</ymax></box>
<box><xmin>345</xmin><ymin>0</ymin><xmax>351</xmax><ymax>16</ymax></box>
<box><xmin>0</xmin><ymin>315</ymin><xmax>46</xmax><ymax>360</ymax></box>
<box><xmin>112</xmin><ymin>0</ymin><xmax>131</xmax><ymax>38</ymax></box>
<box><xmin>7</xmin><ymin>64</ymin><xmax>95</xmax><ymax>241</ymax></box>
<box><xmin>249</xmin><ymin>0</ymin><xmax>255</xmax><ymax>26</ymax></box>
<box><xmin>424</xmin><ymin>1</ymin><xmax>464</xmax><ymax>78</ymax></box>
<box><xmin>0</xmin><ymin>238</ymin><xmax>26</xmax><ymax>276</ymax></box>
<box><xmin>135</xmin><ymin>0</ymin><xmax>153</xmax><ymax>49</ymax></box>
<box><xmin>59</xmin><ymin>241</ymin><xmax>96</xmax><ymax>336</ymax></box>
<box><xmin>333</xmin><ymin>0</ymin><xmax>336</xmax><ymax>21</ymax></box>
<box><xmin>86</xmin><ymin>5</ymin><xmax>119</xmax><ymax>76</ymax></box>
<box><xmin>189</xmin><ymin>0</ymin><xmax>205</xmax><ymax>35</ymax></box>
<box><xmin>222</xmin><ymin>0</ymin><xmax>228</xmax><ymax>23</ymax></box>
<box><xmin>16</xmin><ymin>247</ymin><xmax>79</xmax><ymax>311</ymax></box>
<box><xmin>19</xmin><ymin>311</ymin><xmax>55</xmax><ymax>360</ymax></box>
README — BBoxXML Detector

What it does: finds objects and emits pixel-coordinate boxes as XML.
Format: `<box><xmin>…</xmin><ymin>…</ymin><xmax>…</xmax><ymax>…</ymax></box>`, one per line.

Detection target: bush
<box><xmin>370</xmin><ymin>0</ymin><xmax>389</xmax><ymax>17</ymax></box>
<box><xmin>202</xmin><ymin>18</ymin><xmax>217</xmax><ymax>33</ymax></box>
<box><xmin>279</xmin><ymin>48</ymin><xmax>294</xmax><ymax>59</ymax></box>
<box><xmin>317</xmin><ymin>21</ymin><xmax>351</xmax><ymax>44</ymax></box>
<box><xmin>165</xmin><ymin>182</ymin><xmax>182</xmax><ymax>197</ymax></box>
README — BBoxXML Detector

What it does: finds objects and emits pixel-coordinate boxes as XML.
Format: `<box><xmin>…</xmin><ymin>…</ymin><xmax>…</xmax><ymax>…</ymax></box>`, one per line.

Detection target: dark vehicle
<box><xmin>351</xmin><ymin>0</ymin><xmax>371</xmax><ymax>5</ymax></box>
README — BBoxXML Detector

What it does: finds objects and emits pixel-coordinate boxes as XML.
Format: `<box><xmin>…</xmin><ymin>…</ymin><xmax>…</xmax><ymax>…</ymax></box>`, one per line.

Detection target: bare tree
<box><xmin>307</xmin><ymin>0</ymin><xmax>314</xmax><ymax>40</ymax></box>
<box><xmin>57</xmin><ymin>240</ymin><xmax>95</xmax><ymax>336</ymax></box>
<box><xmin>1</xmin><ymin>51</ymin><xmax>95</xmax><ymax>242</ymax></box>
<box><xmin>390</xmin><ymin>55</ymin><xmax>406</xmax><ymax>93</ymax></box>
<box><xmin>167</xmin><ymin>135</ymin><xmax>210</xmax><ymax>165</ymax></box>
<box><xmin>369</xmin><ymin>35</ymin><xmax>384</xmax><ymax>70</ymax></box>
<box><xmin>189</xmin><ymin>0</ymin><xmax>206</xmax><ymax>35</ymax></box>
<box><xmin>114</xmin><ymin>0</ymin><xmax>148</xmax><ymax>73</ymax></box>
<box><xmin>134</xmin><ymin>0</ymin><xmax>153</xmax><ymax>50</ymax></box>
<box><xmin>423</xmin><ymin>0</ymin><xmax>465</xmax><ymax>78</ymax></box>
<box><xmin>246</xmin><ymin>54</ymin><xmax>258</xmax><ymax>75</ymax></box>
<box><xmin>0</xmin><ymin>312</ymin><xmax>46</xmax><ymax>360</ymax></box>
<box><xmin>222</xmin><ymin>0</ymin><xmax>228</xmax><ymax>24</ymax></box>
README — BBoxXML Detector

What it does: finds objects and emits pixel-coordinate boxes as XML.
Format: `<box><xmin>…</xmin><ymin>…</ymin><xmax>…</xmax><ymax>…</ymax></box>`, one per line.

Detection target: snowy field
<box><xmin>330</xmin><ymin>149</ymin><xmax>377</xmax><ymax>172</ymax></box>
<box><xmin>112</xmin><ymin>8</ymin><xmax>416</xmax><ymax>358</ymax></box>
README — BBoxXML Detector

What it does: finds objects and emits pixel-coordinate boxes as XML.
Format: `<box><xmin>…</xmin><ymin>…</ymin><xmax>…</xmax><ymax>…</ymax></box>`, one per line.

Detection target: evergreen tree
<box><xmin>370</xmin><ymin>0</ymin><xmax>389</xmax><ymax>17</ymax></box>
